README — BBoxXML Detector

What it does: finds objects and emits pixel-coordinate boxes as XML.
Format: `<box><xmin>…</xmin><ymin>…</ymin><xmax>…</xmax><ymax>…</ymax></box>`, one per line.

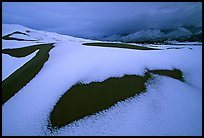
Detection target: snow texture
<box><xmin>122</xmin><ymin>29</ymin><xmax>165</xmax><ymax>42</ymax></box>
<box><xmin>2</xmin><ymin>24</ymin><xmax>202</xmax><ymax>136</ymax></box>
<box><xmin>2</xmin><ymin>50</ymin><xmax>39</xmax><ymax>81</ymax></box>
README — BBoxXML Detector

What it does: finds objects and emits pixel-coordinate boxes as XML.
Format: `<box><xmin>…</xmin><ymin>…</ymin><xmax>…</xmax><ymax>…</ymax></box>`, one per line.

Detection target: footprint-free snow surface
<box><xmin>2</xmin><ymin>24</ymin><xmax>202</xmax><ymax>136</ymax></box>
<box><xmin>2</xmin><ymin>50</ymin><xmax>38</xmax><ymax>80</ymax></box>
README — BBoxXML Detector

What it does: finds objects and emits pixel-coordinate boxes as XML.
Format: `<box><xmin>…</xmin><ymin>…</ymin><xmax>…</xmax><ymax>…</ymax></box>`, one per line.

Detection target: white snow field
<box><xmin>2</xmin><ymin>24</ymin><xmax>202</xmax><ymax>136</ymax></box>
<box><xmin>2</xmin><ymin>50</ymin><xmax>39</xmax><ymax>81</ymax></box>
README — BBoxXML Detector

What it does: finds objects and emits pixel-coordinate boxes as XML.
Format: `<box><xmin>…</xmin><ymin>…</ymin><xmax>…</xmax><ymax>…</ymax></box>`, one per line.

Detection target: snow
<box><xmin>2</xmin><ymin>24</ymin><xmax>202</xmax><ymax>136</ymax></box>
<box><xmin>130</xmin><ymin>27</ymin><xmax>192</xmax><ymax>41</ymax></box>
<box><xmin>52</xmin><ymin>76</ymin><xmax>202</xmax><ymax>136</ymax></box>
<box><xmin>2</xmin><ymin>24</ymin><xmax>91</xmax><ymax>45</ymax></box>
<box><xmin>2</xmin><ymin>24</ymin><xmax>31</xmax><ymax>36</ymax></box>
<box><xmin>166</xmin><ymin>40</ymin><xmax>202</xmax><ymax>45</ymax></box>
<box><xmin>11</xmin><ymin>33</ymin><xmax>38</xmax><ymax>41</ymax></box>
<box><xmin>122</xmin><ymin>29</ymin><xmax>165</xmax><ymax>42</ymax></box>
<box><xmin>2</xmin><ymin>50</ymin><xmax>39</xmax><ymax>81</ymax></box>
<box><xmin>166</xmin><ymin>27</ymin><xmax>192</xmax><ymax>39</ymax></box>
<box><xmin>2</xmin><ymin>39</ymin><xmax>46</xmax><ymax>49</ymax></box>
<box><xmin>95</xmin><ymin>26</ymin><xmax>200</xmax><ymax>43</ymax></box>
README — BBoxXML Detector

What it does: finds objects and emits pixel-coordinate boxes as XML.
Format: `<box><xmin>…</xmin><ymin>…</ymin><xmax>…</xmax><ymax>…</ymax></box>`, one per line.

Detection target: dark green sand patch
<box><xmin>49</xmin><ymin>68</ymin><xmax>184</xmax><ymax>129</ymax></box>
<box><xmin>7</xmin><ymin>31</ymin><xmax>28</xmax><ymax>36</ymax></box>
<box><xmin>167</xmin><ymin>47</ymin><xmax>184</xmax><ymax>50</ymax></box>
<box><xmin>148</xmin><ymin>68</ymin><xmax>185</xmax><ymax>82</ymax></box>
<box><xmin>82</xmin><ymin>42</ymin><xmax>160</xmax><ymax>50</ymax></box>
<box><xmin>2</xmin><ymin>31</ymin><xmax>37</xmax><ymax>41</ymax></box>
<box><xmin>2</xmin><ymin>45</ymin><xmax>41</xmax><ymax>57</ymax></box>
<box><xmin>2</xmin><ymin>44</ymin><xmax>54</xmax><ymax>105</ymax></box>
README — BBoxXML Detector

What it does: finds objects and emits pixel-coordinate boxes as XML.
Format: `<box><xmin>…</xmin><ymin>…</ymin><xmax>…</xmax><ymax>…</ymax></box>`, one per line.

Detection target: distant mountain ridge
<box><xmin>3</xmin><ymin>24</ymin><xmax>202</xmax><ymax>44</ymax></box>
<box><xmin>90</xmin><ymin>25</ymin><xmax>202</xmax><ymax>44</ymax></box>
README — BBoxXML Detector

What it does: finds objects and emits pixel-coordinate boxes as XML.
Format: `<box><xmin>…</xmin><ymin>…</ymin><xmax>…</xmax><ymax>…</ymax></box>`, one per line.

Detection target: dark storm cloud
<box><xmin>2</xmin><ymin>2</ymin><xmax>202</xmax><ymax>38</ymax></box>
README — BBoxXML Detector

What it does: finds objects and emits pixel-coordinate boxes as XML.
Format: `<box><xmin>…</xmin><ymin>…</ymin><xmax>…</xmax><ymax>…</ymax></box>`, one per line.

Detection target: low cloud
<box><xmin>2</xmin><ymin>2</ymin><xmax>202</xmax><ymax>38</ymax></box>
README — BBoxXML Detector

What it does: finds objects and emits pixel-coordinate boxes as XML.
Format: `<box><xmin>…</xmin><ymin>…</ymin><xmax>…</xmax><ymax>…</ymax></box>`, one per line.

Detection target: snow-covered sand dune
<box><xmin>2</xmin><ymin>24</ymin><xmax>202</xmax><ymax>136</ymax></box>
<box><xmin>2</xmin><ymin>50</ymin><xmax>39</xmax><ymax>81</ymax></box>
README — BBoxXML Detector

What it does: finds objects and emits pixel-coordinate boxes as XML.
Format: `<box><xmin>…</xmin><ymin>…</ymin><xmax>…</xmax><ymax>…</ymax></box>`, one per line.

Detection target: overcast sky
<box><xmin>2</xmin><ymin>2</ymin><xmax>202</xmax><ymax>38</ymax></box>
